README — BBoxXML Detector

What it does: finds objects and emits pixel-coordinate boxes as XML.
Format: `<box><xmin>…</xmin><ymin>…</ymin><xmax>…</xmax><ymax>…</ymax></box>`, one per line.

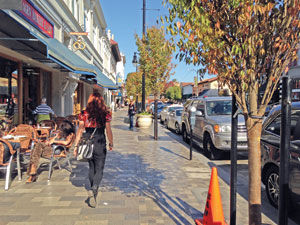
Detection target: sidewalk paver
<box><xmin>0</xmin><ymin>109</ymin><xmax>284</xmax><ymax>224</ymax></box>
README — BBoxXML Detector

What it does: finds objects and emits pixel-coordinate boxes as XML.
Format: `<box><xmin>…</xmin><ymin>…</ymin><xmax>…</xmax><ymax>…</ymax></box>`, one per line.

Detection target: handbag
<box><xmin>77</xmin><ymin>128</ymin><xmax>97</xmax><ymax>162</ymax></box>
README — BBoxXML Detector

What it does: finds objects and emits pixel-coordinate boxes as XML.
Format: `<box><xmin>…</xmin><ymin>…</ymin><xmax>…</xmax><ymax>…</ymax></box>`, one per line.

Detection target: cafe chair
<box><xmin>47</xmin><ymin>135</ymin><xmax>75</xmax><ymax>181</ymax></box>
<box><xmin>0</xmin><ymin>138</ymin><xmax>21</xmax><ymax>190</ymax></box>
<box><xmin>8</xmin><ymin>124</ymin><xmax>38</xmax><ymax>152</ymax></box>
<box><xmin>38</xmin><ymin>120</ymin><xmax>57</xmax><ymax>130</ymax></box>
<box><xmin>37</xmin><ymin>120</ymin><xmax>57</xmax><ymax>139</ymax></box>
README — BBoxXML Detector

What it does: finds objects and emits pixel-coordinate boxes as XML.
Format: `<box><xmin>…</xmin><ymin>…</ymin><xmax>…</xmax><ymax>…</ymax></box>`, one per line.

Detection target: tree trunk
<box><xmin>154</xmin><ymin>94</ymin><xmax>158</xmax><ymax>140</ymax></box>
<box><xmin>246</xmin><ymin>117</ymin><xmax>262</xmax><ymax>225</ymax></box>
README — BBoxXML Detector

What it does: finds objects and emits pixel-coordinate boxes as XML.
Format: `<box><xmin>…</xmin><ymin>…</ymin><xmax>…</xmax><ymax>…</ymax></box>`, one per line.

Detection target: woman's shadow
<box><xmin>69</xmin><ymin>151</ymin><xmax>202</xmax><ymax>224</ymax></box>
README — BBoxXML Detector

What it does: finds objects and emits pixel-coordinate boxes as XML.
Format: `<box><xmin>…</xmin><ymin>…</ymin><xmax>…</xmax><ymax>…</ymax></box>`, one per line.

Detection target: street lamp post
<box><xmin>132</xmin><ymin>52</ymin><xmax>139</xmax><ymax>111</ymax></box>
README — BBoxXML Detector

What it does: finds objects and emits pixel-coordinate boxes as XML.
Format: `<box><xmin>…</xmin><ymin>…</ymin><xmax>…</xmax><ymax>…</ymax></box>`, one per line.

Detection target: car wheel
<box><xmin>265</xmin><ymin>166</ymin><xmax>279</xmax><ymax>208</ymax></box>
<box><xmin>203</xmin><ymin>135</ymin><xmax>224</xmax><ymax>160</ymax></box>
<box><xmin>182</xmin><ymin>126</ymin><xmax>188</xmax><ymax>143</ymax></box>
<box><xmin>175</xmin><ymin>123</ymin><xmax>180</xmax><ymax>134</ymax></box>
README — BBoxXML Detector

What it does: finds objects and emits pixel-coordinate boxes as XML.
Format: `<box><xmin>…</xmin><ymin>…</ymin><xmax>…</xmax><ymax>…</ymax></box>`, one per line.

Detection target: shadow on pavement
<box><xmin>160</xmin><ymin>146</ymin><xmax>189</xmax><ymax>160</ymax></box>
<box><xmin>111</xmin><ymin>124</ymin><xmax>131</xmax><ymax>131</ymax></box>
<box><xmin>207</xmin><ymin>162</ymin><xmax>300</xmax><ymax>225</ymax></box>
<box><xmin>69</xmin><ymin>151</ymin><xmax>199</xmax><ymax>224</ymax></box>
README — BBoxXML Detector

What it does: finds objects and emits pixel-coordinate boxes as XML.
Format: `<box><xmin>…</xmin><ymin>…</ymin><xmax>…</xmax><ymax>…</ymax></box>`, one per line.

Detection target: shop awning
<box><xmin>93</xmin><ymin>67</ymin><xmax>118</xmax><ymax>90</ymax></box>
<box><xmin>0</xmin><ymin>10</ymin><xmax>96</xmax><ymax>78</ymax></box>
<box><xmin>38</xmin><ymin>37</ymin><xmax>97</xmax><ymax>77</ymax></box>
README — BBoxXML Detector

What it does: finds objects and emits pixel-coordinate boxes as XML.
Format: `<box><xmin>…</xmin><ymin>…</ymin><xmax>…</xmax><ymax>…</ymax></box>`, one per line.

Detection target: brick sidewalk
<box><xmin>0</xmin><ymin>110</ymin><xmax>281</xmax><ymax>224</ymax></box>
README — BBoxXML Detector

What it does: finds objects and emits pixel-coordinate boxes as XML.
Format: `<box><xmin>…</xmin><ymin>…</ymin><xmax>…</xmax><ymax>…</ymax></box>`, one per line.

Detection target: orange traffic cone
<box><xmin>195</xmin><ymin>167</ymin><xmax>228</xmax><ymax>225</ymax></box>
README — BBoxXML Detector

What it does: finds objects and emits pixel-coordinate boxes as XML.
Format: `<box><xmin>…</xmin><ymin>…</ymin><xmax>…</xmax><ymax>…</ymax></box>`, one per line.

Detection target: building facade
<box><xmin>0</xmin><ymin>0</ymin><xmax>120</xmax><ymax>124</ymax></box>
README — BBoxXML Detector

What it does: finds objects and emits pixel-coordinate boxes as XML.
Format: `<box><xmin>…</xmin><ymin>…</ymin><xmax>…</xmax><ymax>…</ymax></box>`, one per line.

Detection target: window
<box><xmin>176</xmin><ymin>110</ymin><xmax>182</xmax><ymax>116</ymax></box>
<box><xmin>83</xmin><ymin>12</ymin><xmax>87</xmax><ymax>31</ymax></box>
<box><xmin>93</xmin><ymin>27</ymin><xmax>97</xmax><ymax>47</ymax></box>
<box><xmin>265</xmin><ymin>116</ymin><xmax>281</xmax><ymax>136</ymax></box>
<box><xmin>266</xmin><ymin>111</ymin><xmax>300</xmax><ymax>138</ymax></box>
<box><xmin>72</xmin><ymin>0</ymin><xmax>75</xmax><ymax>14</ymax></box>
<box><xmin>206</xmin><ymin>100</ymin><xmax>232</xmax><ymax>116</ymax></box>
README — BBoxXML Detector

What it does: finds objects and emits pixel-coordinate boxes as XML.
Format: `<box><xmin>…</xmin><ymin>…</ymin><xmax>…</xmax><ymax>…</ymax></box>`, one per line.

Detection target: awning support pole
<box><xmin>17</xmin><ymin>62</ymin><xmax>23</xmax><ymax>124</ymax></box>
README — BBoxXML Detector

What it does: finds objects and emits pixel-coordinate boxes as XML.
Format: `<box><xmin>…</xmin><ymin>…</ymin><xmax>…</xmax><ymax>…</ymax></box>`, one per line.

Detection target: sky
<box><xmin>100</xmin><ymin>0</ymin><xmax>209</xmax><ymax>83</ymax></box>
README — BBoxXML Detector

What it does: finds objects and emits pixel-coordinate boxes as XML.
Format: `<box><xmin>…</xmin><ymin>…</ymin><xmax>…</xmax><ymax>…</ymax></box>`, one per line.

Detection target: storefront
<box><xmin>0</xmin><ymin>5</ymin><xmax>97</xmax><ymax>123</ymax></box>
<box><xmin>0</xmin><ymin>0</ymin><xmax>118</xmax><ymax>124</ymax></box>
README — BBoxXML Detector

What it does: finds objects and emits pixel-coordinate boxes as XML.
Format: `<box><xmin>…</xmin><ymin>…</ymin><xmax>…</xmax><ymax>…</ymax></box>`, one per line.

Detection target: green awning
<box><xmin>39</xmin><ymin>37</ymin><xmax>97</xmax><ymax>77</ymax></box>
<box><xmin>93</xmin><ymin>67</ymin><xmax>118</xmax><ymax>89</ymax></box>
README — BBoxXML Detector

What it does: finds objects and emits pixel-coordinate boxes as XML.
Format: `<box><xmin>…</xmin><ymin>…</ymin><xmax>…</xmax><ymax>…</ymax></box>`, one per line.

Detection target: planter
<box><xmin>136</xmin><ymin>114</ymin><xmax>152</xmax><ymax>128</ymax></box>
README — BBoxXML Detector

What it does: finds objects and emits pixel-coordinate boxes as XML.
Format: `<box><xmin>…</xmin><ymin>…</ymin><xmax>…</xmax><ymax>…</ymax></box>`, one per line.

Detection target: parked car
<box><xmin>261</xmin><ymin>102</ymin><xmax>300</xmax><ymax>208</ymax></box>
<box><xmin>181</xmin><ymin>99</ymin><xmax>199</xmax><ymax>143</ymax></box>
<box><xmin>150</xmin><ymin>102</ymin><xmax>165</xmax><ymax>118</ymax></box>
<box><xmin>160</xmin><ymin>105</ymin><xmax>183</xmax><ymax>125</ymax></box>
<box><xmin>166</xmin><ymin>109</ymin><xmax>183</xmax><ymax>134</ymax></box>
<box><xmin>182</xmin><ymin>96</ymin><xmax>248</xmax><ymax>159</ymax></box>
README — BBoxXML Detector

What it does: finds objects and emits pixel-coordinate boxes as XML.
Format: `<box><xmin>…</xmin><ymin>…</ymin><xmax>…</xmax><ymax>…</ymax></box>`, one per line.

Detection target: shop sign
<box><xmin>17</xmin><ymin>0</ymin><xmax>54</xmax><ymax>38</ymax></box>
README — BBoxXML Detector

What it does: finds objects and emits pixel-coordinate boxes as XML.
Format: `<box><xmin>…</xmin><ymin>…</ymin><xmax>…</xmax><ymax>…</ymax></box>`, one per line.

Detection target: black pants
<box><xmin>85</xmin><ymin>130</ymin><xmax>107</xmax><ymax>189</ymax></box>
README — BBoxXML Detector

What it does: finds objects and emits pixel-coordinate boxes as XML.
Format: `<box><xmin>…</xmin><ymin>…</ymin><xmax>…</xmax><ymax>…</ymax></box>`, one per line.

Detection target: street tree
<box><xmin>135</xmin><ymin>26</ymin><xmax>175</xmax><ymax>101</ymax></box>
<box><xmin>166</xmin><ymin>86</ymin><xmax>182</xmax><ymax>100</ymax></box>
<box><xmin>164</xmin><ymin>0</ymin><xmax>300</xmax><ymax>224</ymax></box>
<box><xmin>125</xmin><ymin>71</ymin><xmax>142</xmax><ymax>102</ymax></box>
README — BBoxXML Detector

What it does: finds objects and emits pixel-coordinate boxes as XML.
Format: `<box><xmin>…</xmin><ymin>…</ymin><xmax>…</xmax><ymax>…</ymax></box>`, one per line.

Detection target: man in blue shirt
<box><xmin>32</xmin><ymin>97</ymin><xmax>56</xmax><ymax>123</ymax></box>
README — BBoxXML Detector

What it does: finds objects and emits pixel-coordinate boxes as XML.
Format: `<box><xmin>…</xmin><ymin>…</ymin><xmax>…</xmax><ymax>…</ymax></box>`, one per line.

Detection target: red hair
<box><xmin>86</xmin><ymin>92</ymin><xmax>109</xmax><ymax>127</ymax></box>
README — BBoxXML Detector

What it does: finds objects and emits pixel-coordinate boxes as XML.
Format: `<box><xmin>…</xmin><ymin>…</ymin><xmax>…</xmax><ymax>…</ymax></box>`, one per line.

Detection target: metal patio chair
<box><xmin>0</xmin><ymin>138</ymin><xmax>21</xmax><ymax>190</ymax></box>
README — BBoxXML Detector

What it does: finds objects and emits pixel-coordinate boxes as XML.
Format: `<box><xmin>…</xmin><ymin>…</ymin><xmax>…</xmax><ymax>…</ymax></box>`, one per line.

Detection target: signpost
<box><xmin>230</xmin><ymin>94</ymin><xmax>238</xmax><ymax>225</ymax></box>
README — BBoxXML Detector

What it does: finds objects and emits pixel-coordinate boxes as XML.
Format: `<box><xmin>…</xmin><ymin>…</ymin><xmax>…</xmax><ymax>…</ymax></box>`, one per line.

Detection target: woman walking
<box><xmin>74</xmin><ymin>92</ymin><xmax>113</xmax><ymax>208</ymax></box>
<box><xmin>128</xmin><ymin>100</ymin><xmax>135</xmax><ymax>130</ymax></box>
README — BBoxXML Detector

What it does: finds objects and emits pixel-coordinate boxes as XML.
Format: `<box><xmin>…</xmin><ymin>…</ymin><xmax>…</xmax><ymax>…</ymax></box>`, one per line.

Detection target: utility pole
<box><xmin>142</xmin><ymin>0</ymin><xmax>146</xmax><ymax>111</ymax></box>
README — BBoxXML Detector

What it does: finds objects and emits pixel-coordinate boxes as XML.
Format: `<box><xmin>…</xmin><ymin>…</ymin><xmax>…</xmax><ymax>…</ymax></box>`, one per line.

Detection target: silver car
<box><xmin>160</xmin><ymin>105</ymin><xmax>183</xmax><ymax>125</ymax></box>
<box><xmin>166</xmin><ymin>109</ymin><xmax>183</xmax><ymax>134</ymax></box>
<box><xmin>192</xmin><ymin>96</ymin><xmax>248</xmax><ymax>159</ymax></box>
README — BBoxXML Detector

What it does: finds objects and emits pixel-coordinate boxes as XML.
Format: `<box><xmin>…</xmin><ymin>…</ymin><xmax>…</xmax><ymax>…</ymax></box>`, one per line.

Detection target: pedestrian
<box><xmin>73</xmin><ymin>92</ymin><xmax>113</xmax><ymax>208</ymax></box>
<box><xmin>128</xmin><ymin>100</ymin><xmax>136</xmax><ymax>130</ymax></box>
<box><xmin>116</xmin><ymin>98</ymin><xmax>120</xmax><ymax>109</ymax></box>
<box><xmin>25</xmin><ymin>98</ymin><xmax>36</xmax><ymax>125</ymax></box>
<box><xmin>111</xmin><ymin>100</ymin><xmax>115</xmax><ymax>112</ymax></box>
<box><xmin>26</xmin><ymin>120</ymin><xmax>75</xmax><ymax>183</ymax></box>
<box><xmin>32</xmin><ymin>97</ymin><xmax>56</xmax><ymax>123</ymax></box>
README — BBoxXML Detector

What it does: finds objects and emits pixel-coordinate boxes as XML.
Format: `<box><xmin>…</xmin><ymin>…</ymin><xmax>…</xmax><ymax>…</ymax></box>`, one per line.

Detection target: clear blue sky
<box><xmin>100</xmin><ymin>0</ymin><xmax>210</xmax><ymax>83</ymax></box>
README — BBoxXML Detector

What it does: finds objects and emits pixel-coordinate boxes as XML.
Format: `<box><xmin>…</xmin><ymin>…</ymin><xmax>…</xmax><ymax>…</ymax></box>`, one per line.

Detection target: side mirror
<box><xmin>190</xmin><ymin>106</ymin><xmax>196</xmax><ymax>113</ymax></box>
<box><xmin>291</xmin><ymin>140</ymin><xmax>300</xmax><ymax>150</ymax></box>
<box><xmin>195</xmin><ymin>110</ymin><xmax>204</xmax><ymax>117</ymax></box>
<box><xmin>267</xmin><ymin>126</ymin><xmax>275</xmax><ymax>132</ymax></box>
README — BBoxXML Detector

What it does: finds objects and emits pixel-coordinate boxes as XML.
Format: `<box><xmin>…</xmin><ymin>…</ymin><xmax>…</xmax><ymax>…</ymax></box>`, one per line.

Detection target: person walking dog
<box><xmin>74</xmin><ymin>92</ymin><xmax>113</xmax><ymax>208</ymax></box>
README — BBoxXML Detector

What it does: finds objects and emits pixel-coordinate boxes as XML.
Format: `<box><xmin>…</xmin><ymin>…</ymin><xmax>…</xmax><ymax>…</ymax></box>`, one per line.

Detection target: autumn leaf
<box><xmin>176</xmin><ymin>21</ymin><xmax>181</xmax><ymax>30</ymax></box>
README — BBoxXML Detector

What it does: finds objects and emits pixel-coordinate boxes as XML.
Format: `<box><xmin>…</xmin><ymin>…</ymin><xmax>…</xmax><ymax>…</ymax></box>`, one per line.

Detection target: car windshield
<box><xmin>206</xmin><ymin>100</ymin><xmax>232</xmax><ymax>116</ymax></box>
<box><xmin>176</xmin><ymin>110</ymin><xmax>182</xmax><ymax>116</ymax></box>
<box><xmin>169</xmin><ymin>106</ymin><xmax>183</xmax><ymax>112</ymax></box>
